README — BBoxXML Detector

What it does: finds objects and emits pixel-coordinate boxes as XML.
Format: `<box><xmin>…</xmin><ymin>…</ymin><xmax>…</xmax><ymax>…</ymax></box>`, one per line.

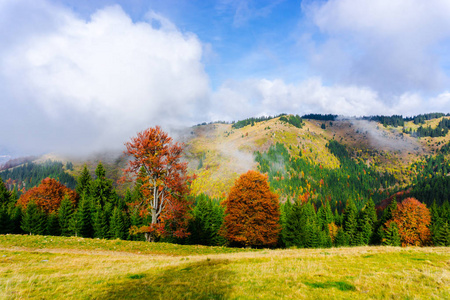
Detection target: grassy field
<box><xmin>1</xmin><ymin>235</ymin><xmax>449</xmax><ymax>299</ymax></box>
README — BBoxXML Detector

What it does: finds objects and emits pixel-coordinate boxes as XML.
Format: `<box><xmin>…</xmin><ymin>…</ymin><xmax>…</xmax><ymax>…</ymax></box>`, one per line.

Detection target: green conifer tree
<box><xmin>58</xmin><ymin>195</ymin><xmax>74</xmax><ymax>236</ymax></box>
<box><xmin>7</xmin><ymin>204</ymin><xmax>22</xmax><ymax>234</ymax></box>
<box><xmin>0</xmin><ymin>177</ymin><xmax>10</xmax><ymax>205</ymax></box>
<box><xmin>76</xmin><ymin>164</ymin><xmax>92</xmax><ymax>196</ymax></box>
<box><xmin>343</xmin><ymin>199</ymin><xmax>358</xmax><ymax>246</ymax></box>
<box><xmin>21</xmin><ymin>201</ymin><xmax>46</xmax><ymax>235</ymax></box>
<box><xmin>283</xmin><ymin>200</ymin><xmax>304</xmax><ymax>248</ymax></box>
<box><xmin>334</xmin><ymin>227</ymin><xmax>348</xmax><ymax>247</ymax></box>
<box><xmin>383</xmin><ymin>222</ymin><xmax>401</xmax><ymax>246</ymax></box>
<box><xmin>110</xmin><ymin>206</ymin><xmax>125</xmax><ymax>239</ymax></box>
<box><xmin>46</xmin><ymin>211</ymin><xmax>61</xmax><ymax>236</ymax></box>
<box><xmin>77</xmin><ymin>193</ymin><xmax>94</xmax><ymax>238</ymax></box>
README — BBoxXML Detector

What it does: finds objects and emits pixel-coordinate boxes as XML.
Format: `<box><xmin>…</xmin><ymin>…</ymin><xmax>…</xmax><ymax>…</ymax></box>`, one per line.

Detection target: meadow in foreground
<box><xmin>0</xmin><ymin>235</ymin><xmax>449</xmax><ymax>299</ymax></box>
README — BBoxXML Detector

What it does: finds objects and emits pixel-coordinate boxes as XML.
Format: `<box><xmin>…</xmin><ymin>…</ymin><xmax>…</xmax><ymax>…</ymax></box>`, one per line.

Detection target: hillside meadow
<box><xmin>0</xmin><ymin>235</ymin><xmax>449</xmax><ymax>299</ymax></box>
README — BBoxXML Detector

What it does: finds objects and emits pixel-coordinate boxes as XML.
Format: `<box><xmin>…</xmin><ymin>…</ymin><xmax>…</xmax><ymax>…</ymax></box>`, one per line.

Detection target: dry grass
<box><xmin>1</xmin><ymin>235</ymin><xmax>449</xmax><ymax>299</ymax></box>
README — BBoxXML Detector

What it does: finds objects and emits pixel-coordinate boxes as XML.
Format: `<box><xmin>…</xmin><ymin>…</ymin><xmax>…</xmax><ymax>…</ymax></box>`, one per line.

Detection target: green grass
<box><xmin>0</xmin><ymin>235</ymin><xmax>254</xmax><ymax>256</ymax></box>
<box><xmin>1</xmin><ymin>235</ymin><xmax>449</xmax><ymax>299</ymax></box>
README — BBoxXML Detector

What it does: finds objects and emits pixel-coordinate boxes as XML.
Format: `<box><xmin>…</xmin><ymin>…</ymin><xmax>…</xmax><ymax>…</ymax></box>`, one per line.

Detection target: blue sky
<box><xmin>1</xmin><ymin>0</ymin><xmax>450</xmax><ymax>154</ymax></box>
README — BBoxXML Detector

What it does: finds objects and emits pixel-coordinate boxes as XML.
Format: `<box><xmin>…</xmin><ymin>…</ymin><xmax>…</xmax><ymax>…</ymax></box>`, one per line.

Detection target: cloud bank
<box><xmin>1</xmin><ymin>1</ymin><xmax>209</xmax><ymax>155</ymax></box>
<box><xmin>1</xmin><ymin>0</ymin><xmax>450</xmax><ymax>156</ymax></box>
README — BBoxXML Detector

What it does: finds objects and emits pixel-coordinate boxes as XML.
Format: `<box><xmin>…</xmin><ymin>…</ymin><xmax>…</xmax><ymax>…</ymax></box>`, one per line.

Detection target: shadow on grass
<box><xmin>304</xmin><ymin>281</ymin><xmax>356</xmax><ymax>291</ymax></box>
<box><xmin>95</xmin><ymin>259</ymin><xmax>234</xmax><ymax>299</ymax></box>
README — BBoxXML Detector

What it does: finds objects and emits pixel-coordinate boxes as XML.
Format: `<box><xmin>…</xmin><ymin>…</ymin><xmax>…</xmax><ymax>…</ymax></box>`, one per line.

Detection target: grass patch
<box><xmin>0</xmin><ymin>235</ymin><xmax>254</xmax><ymax>256</ymax></box>
<box><xmin>1</xmin><ymin>236</ymin><xmax>449</xmax><ymax>299</ymax></box>
<box><xmin>304</xmin><ymin>280</ymin><xmax>356</xmax><ymax>291</ymax></box>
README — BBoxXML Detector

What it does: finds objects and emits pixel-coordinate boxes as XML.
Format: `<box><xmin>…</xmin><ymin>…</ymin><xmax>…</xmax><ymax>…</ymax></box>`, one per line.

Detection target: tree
<box><xmin>389</xmin><ymin>197</ymin><xmax>431</xmax><ymax>246</ymax></box>
<box><xmin>382</xmin><ymin>222</ymin><xmax>401</xmax><ymax>246</ymax></box>
<box><xmin>222</xmin><ymin>170</ymin><xmax>281</xmax><ymax>247</ymax></box>
<box><xmin>17</xmin><ymin>178</ymin><xmax>78</xmax><ymax>214</ymax></box>
<box><xmin>188</xmin><ymin>194</ymin><xmax>226</xmax><ymax>246</ymax></box>
<box><xmin>124</xmin><ymin>126</ymin><xmax>191</xmax><ymax>242</ymax></box>
<box><xmin>90</xmin><ymin>162</ymin><xmax>116</xmax><ymax>207</ymax></box>
<box><xmin>21</xmin><ymin>201</ymin><xmax>46</xmax><ymax>235</ymax></box>
<box><xmin>58</xmin><ymin>195</ymin><xmax>74</xmax><ymax>236</ymax></box>
<box><xmin>343</xmin><ymin>199</ymin><xmax>358</xmax><ymax>245</ymax></box>
<box><xmin>0</xmin><ymin>177</ymin><xmax>11</xmax><ymax>205</ymax></box>
<box><xmin>76</xmin><ymin>164</ymin><xmax>92</xmax><ymax>196</ymax></box>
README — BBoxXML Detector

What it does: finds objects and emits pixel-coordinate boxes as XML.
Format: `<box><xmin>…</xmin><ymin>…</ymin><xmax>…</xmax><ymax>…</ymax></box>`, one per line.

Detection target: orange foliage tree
<box><xmin>387</xmin><ymin>197</ymin><xmax>431</xmax><ymax>246</ymax></box>
<box><xmin>17</xmin><ymin>178</ymin><xmax>78</xmax><ymax>214</ymax></box>
<box><xmin>124</xmin><ymin>126</ymin><xmax>191</xmax><ymax>242</ymax></box>
<box><xmin>222</xmin><ymin>170</ymin><xmax>281</xmax><ymax>247</ymax></box>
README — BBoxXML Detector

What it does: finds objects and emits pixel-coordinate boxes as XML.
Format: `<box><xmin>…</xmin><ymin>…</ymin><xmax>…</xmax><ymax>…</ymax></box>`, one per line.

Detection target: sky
<box><xmin>2</xmin><ymin>0</ymin><xmax>450</xmax><ymax>155</ymax></box>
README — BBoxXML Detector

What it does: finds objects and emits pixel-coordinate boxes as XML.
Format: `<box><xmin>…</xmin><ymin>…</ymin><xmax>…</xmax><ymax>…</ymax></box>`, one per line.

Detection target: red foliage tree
<box><xmin>222</xmin><ymin>170</ymin><xmax>281</xmax><ymax>247</ymax></box>
<box><xmin>124</xmin><ymin>126</ymin><xmax>191</xmax><ymax>242</ymax></box>
<box><xmin>17</xmin><ymin>178</ymin><xmax>78</xmax><ymax>214</ymax></box>
<box><xmin>387</xmin><ymin>197</ymin><xmax>431</xmax><ymax>246</ymax></box>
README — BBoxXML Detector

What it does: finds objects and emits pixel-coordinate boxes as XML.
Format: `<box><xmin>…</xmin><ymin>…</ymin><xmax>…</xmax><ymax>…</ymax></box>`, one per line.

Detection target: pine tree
<box><xmin>46</xmin><ymin>211</ymin><xmax>60</xmax><ymax>236</ymax></box>
<box><xmin>383</xmin><ymin>222</ymin><xmax>401</xmax><ymax>246</ymax></box>
<box><xmin>0</xmin><ymin>177</ymin><xmax>10</xmax><ymax>205</ymax></box>
<box><xmin>430</xmin><ymin>201</ymin><xmax>443</xmax><ymax>245</ymax></box>
<box><xmin>58</xmin><ymin>195</ymin><xmax>74</xmax><ymax>236</ymax></box>
<box><xmin>21</xmin><ymin>201</ymin><xmax>46</xmax><ymax>235</ymax></box>
<box><xmin>343</xmin><ymin>199</ymin><xmax>358</xmax><ymax>246</ymax></box>
<box><xmin>92</xmin><ymin>203</ymin><xmax>109</xmax><ymax>239</ymax></box>
<box><xmin>129</xmin><ymin>207</ymin><xmax>144</xmax><ymax>241</ymax></box>
<box><xmin>109</xmin><ymin>206</ymin><xmax>125</xmax><ymax>239</ymax></box>
<box><xmin>77</xmin><ymin>193</ymin><xmax>94</xmax><ymax>238</ymax></box>
<box><xmin>7</xmin><ymin>204</ymin><xmax>22</xmax><ymax>234</ymax></box>
<box><xmin>0</xmin><ymin>204</ymin><xmax>10</xmax><ymax>234</ymax></box>
<box><xmin>188</xmin><ymin>194</ymin><xmax>225</xmax><ymax>246</ymax></box>
<box><xmin>334</xmin><ymin>227</ymin><xmax>348</xmax><ymax>247</ymax></box>
<box><xmin>90</xmin><ymin>162</ymin><xmax>115</xmax><ymax>207</ymax></box>
<box><xmin>283</xmin><ymin>200</ymin><xmax>304</xmax><ymax>248</ymax></box>
<box><xmin>76</xmin><ymin>164</ymin><xmax>92</xmax><ymax>196</ymax></box>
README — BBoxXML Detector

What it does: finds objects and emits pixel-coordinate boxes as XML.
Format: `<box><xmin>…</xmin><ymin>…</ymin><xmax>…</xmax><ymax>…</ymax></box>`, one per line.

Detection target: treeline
<box><xmin>408</xmin><ymin>118</ymin><xmax>450</xmax><ymax>138</ymax></box>
<box><xmin>0</xmin><ymin>160</ymin><xmax>77</xmax><ymax>194</ymax></box>
<box><xmin>407</xmin><ymin>113</ymin><xmax>447</xmax><ymax>125</ymax></box>
<box><xmin>302</xmin><ymin>114</ymin><xmax>338</xmax><ymax>121</ymax></box>
<box><xmin>255</xmin><ymin>142</ymin><xmax>395</xmax><ymax>213</ymax></box>
<box><xmin>0</xmin><ymin>162</ymin><xmax>227</xmax><ymax>246</ymax></box>
<box><xmin>365</xmin><ymin>115</ymin><xmax>404</xmax><ymax>127</ymax></box>
<box><xmin>279</xmin><ymin>114</ymin><xmax>303</xmax><ymax>128</ymax></box>
<box><xmin>231</xmin><ymin>114</ymin><xmax>285</xmax><ymax>129</ymax></box>
<box><xmin>407</xmin><ymin>154</ymin><xmax>450</xmax><ymax>206</ymax></box>
<box><xmin>0</xmin><ymin>156</ymin><xmax>37</xmax><ymax>171</ymax></box>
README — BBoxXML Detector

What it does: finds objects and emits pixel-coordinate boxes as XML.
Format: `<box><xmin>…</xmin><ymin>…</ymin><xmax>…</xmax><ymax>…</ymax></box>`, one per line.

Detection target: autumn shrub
<box><xmin>387</xmin><ymin>197</ymin><xmax>431</xmax><ymax>246</ymax></box>
<box><xmin>17</xmin><ymin>178</ymin><xmax>78</xmax><ymax>214</ymax></box>
<box><xmin>222</xmin><ymin>170</ymin><xmax>281</xmax><ymax>247</ymax></box>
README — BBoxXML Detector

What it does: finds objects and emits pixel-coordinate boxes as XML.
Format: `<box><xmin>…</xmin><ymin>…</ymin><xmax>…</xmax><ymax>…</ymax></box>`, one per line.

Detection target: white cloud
<box><xmin>0</xmin><ymin>1</ymin><xmax>210</xmax><ymax>155</ymax></box>
<box><xmin>302</xmin><ymin>0</ymin><xmax>450</xmax><ymax>95</ymax></box>
<box><xmin>210</xmin><ymin>77</ymin><xmax>450</xmax><ymax>121</ymax></box>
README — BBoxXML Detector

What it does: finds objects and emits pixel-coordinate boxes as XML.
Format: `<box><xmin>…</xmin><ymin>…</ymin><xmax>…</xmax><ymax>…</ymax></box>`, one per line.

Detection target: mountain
<box><xmin>1</xmin><ymin>113</ymin><xmax>449</xmax><ymax>208</ymax></box>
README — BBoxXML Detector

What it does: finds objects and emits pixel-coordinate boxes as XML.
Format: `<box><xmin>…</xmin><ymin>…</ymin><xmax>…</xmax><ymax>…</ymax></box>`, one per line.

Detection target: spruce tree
<box><xmin>343</xmin><ymin>199</ymin><xmax>358</xmax><ymax>246</ymax></box>
<box><xmin>110</xmin><ymin>206</ymin><xmax>125</xmax><ymax>239</ymax></box>
<box><xmin>283</xmin><ymin>200</ymin><xmax>304</xmax><ymax>248</ymax></box>
<box><xmin>90</xmin><ymin>162</ymin><xmax>115</xmax><ymax>207</ymax></box>
<box><xmin>77</xmin><ymin>193</ymin><xmax>94</xmax><ymax>238</ymax></box>
<box><xmin>129</xmin><ymin>206</ymin><xmax>144</xmax><ymax>241</ymax></box>
<box><xmin>0</xmin><ymin>204</ymin><xmax>10</xmax><ymax>234</ymax></box>
<box><xmin>21</xmin><ymin>201</ymin><xmax>46</xmax><ymax>235</ymax></box>
<box><xmin>77</xmin><ymin>164</ymin><xmax>92</xmax><ymax>196</ymax></box>
<box><xmin>46</xmin><ymin>211</ymin><xmax>60</xmax><ymax>236</ymax></box>
<box><xmin>334</xmin><ymin>227</ymin><xmax>348</xmax><ymax>247</ymax></box>
<box><xmin>0</xmin><ymin>177</ymin><xmax>10</xmax><ymax>205</ymax></box>
<box><xmin>92</xmin><ymin>203</ymin><xmax>108</xmax><ymax>239</ymax></box>
<box><xmin>58</xmin><ymin>195</ymin><xmax>74</xmax><ymax>236</ymax></box>
<box><xmin>7</xmin><ymin>204</ymin><xmax>22</xmax><ymax>234</ymax></box>
<box><xmin>383</xmin><ymin>222</ymin><xmax>401</xmax><ymax>246</ymax></box>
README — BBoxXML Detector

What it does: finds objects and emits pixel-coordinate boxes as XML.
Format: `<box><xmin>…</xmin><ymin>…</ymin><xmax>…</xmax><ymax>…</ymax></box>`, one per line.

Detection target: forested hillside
<box><xmin>0</xmin><ymin>113</ymin><xmax>449</xmax><ymax>248</ymax></box>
